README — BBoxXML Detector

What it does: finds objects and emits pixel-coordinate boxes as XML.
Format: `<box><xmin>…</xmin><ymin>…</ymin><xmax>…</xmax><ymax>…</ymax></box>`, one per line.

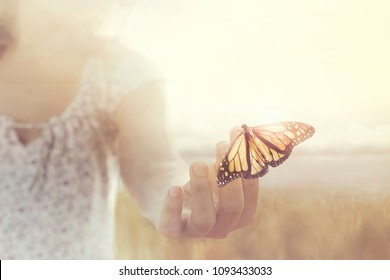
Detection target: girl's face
<box><xmin>0</xmin><ymin>0</ymin><xmax>130</xmax><ymax>56</ymax></box>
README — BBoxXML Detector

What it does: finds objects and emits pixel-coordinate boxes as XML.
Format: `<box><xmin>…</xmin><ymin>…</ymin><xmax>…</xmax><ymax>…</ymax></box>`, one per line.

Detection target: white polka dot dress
<box><xmin>0</xmin><ymin>51</ymin><xmax>162</xmax><ymax>259</ymax></box>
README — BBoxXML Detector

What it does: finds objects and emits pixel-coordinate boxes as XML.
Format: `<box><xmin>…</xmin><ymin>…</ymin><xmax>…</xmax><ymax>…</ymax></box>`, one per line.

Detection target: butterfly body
<box><xmin>216</xmin><ymin>122</ymin><xmax>315</xmax><ymax>187</ymax></box>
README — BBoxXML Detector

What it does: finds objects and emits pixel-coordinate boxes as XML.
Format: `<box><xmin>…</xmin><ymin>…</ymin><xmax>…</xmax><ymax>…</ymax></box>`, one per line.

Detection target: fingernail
<box><xmin>192</xmin><ymin>162</ymin><xmax>208</xmax><ymax>177</ymax></box>
<box><xmin>169</xmin><ymin>186</ymin><xmax>180</xmax><ymax>198</ymax></box>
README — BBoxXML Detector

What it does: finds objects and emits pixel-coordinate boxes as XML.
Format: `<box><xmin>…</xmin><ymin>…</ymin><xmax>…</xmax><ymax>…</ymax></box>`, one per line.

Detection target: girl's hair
<box><xmin>0</xmin><ymin>1</ymin><xmax>133</xmax><ymax>58</ymax></box>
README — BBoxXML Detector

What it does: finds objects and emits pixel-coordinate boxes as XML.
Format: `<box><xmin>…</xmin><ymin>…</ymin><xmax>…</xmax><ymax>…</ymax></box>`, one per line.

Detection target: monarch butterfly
<box><xmin>216</xmin><ymin>122</ymin><xmax>315</xmax><ymax>187</ymax></box>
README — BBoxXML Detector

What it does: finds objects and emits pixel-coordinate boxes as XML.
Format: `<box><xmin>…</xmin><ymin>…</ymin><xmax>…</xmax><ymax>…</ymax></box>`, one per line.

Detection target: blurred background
<box><xmin>114</xmin><ymin>0</ymin><xmax>390</xmax><ymax>259</ymax></box>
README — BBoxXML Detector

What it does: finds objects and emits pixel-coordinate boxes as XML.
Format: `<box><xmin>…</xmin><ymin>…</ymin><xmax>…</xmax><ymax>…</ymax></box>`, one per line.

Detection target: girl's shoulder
<box><xmin>98</xmin><ymin>43</ymin><xmax>162</xmax><ymax>83</ymax></box>
<box><xmin>90</xmin><ymin>43</ymin><xmax>164</xmax><ymax>111</ymax></box>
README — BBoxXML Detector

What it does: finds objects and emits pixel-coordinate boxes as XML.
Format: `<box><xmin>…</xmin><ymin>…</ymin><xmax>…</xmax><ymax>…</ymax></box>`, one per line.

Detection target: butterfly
<box><xmin>216</xmin><ymin>122</ymin><xmax>315</xmax><ymax>187</ymax></box>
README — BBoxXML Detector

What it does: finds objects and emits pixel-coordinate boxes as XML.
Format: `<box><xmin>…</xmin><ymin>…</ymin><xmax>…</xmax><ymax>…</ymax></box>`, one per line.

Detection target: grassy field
<box><xmin>115</xmin><ymin>183</ymin><xmax>390</xmax><ymax>260</ymax></box>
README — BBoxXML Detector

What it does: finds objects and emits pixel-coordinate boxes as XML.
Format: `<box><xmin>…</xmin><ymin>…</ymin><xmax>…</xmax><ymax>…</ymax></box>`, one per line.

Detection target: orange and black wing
<box><xmin>251</xmin><ymin>121</ymin><xmax>315</xmax><ymax>168</ymax></box>
<box><xmin>216</xmin><ymin>131</ymin><xmax>262</xmax><ymax>187</ymax></box>
<box><xmin>216</xmin><ymin>122</ymin><xmax>315</xmax><ymax>187</ymax></box>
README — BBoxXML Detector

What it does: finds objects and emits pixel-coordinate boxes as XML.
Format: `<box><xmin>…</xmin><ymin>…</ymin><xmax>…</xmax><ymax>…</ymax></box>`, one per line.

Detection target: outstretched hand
<box><xmin>158</xmin><ymin>130</ymin><xmax>260</xmax><ymax>238</ymax></box>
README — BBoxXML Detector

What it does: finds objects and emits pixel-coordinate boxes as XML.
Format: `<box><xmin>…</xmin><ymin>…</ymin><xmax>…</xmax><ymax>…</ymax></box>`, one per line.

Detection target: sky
<box><xmin>118</xmin><ymin>0</ymin><xmax>390</xmax><ymax>173</ymax></box>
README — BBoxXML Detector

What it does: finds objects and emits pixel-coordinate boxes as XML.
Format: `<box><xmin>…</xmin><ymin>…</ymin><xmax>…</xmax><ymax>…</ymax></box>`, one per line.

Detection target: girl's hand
<box><xmin>158</xmin><ymin>129</ymin><xmax>260</xmax><ymax>238</ymax></box>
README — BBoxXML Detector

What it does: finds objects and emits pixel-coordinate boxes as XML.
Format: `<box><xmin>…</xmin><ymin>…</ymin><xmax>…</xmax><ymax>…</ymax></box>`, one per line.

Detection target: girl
<box><xmin>0</xmin><ymin>0</ymin><xmax>259</xmax><ymax>259</ymax></box>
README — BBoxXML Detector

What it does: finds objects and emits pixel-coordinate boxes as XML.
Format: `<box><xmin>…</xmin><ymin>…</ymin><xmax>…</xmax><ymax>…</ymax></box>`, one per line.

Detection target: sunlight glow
<box><xmin>120</xmin><ymin>0</ymin><xmax>390</xmax><ymax>156</ymax></box>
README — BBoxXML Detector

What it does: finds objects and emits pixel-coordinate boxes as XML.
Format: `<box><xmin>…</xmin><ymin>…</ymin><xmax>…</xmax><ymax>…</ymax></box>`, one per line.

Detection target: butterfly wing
<box><xmin>216</xmin><ymin>130</ymin><xmax>259</xmax><ymax>187</ymax></box>
<box><xmin>251</xmin><ymin>122</ymin><xmax>315</xmax><ymax>168</ymax></box>
<box><xmin>216</xmin><ymin>122</ymin><xmax>315</xmax><ymax>187</ymax></box>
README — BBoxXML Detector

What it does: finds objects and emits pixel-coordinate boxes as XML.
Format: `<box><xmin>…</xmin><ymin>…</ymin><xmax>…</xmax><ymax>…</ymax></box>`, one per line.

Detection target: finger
<box><xmin>211</xmin><ymin>180</ymin><xmax>244</xmax><ymax>238</ymax></box>
<box><xmin>158</xmin><ymin>186</ymin><xmax>184</xmax><ymax>237</ymax></box>
<box><xmin>234</xmin><ymin>178</ymin><xmax>259</xmax><ymax>229</ymax></box>
<box><xmin>230</xmin><ymin>125</ymin><xmax>260</xmax><ymax>229</ymax></box>
<box><xmin>185</xmin><ymin>161</ymin><xmax>216</xmax><ymax>236</ymax></box>
<box><xmin>208</xmin><ymin>140</ymin><xmax>244</xmax><ymax>238</ymax></box>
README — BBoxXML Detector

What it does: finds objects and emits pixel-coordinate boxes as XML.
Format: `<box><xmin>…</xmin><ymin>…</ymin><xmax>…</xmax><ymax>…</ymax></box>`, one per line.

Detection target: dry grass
<box><xmin>115</xmin><ymin>184</ymin><xmax>390</xmax><ymax>259</ymax></box>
